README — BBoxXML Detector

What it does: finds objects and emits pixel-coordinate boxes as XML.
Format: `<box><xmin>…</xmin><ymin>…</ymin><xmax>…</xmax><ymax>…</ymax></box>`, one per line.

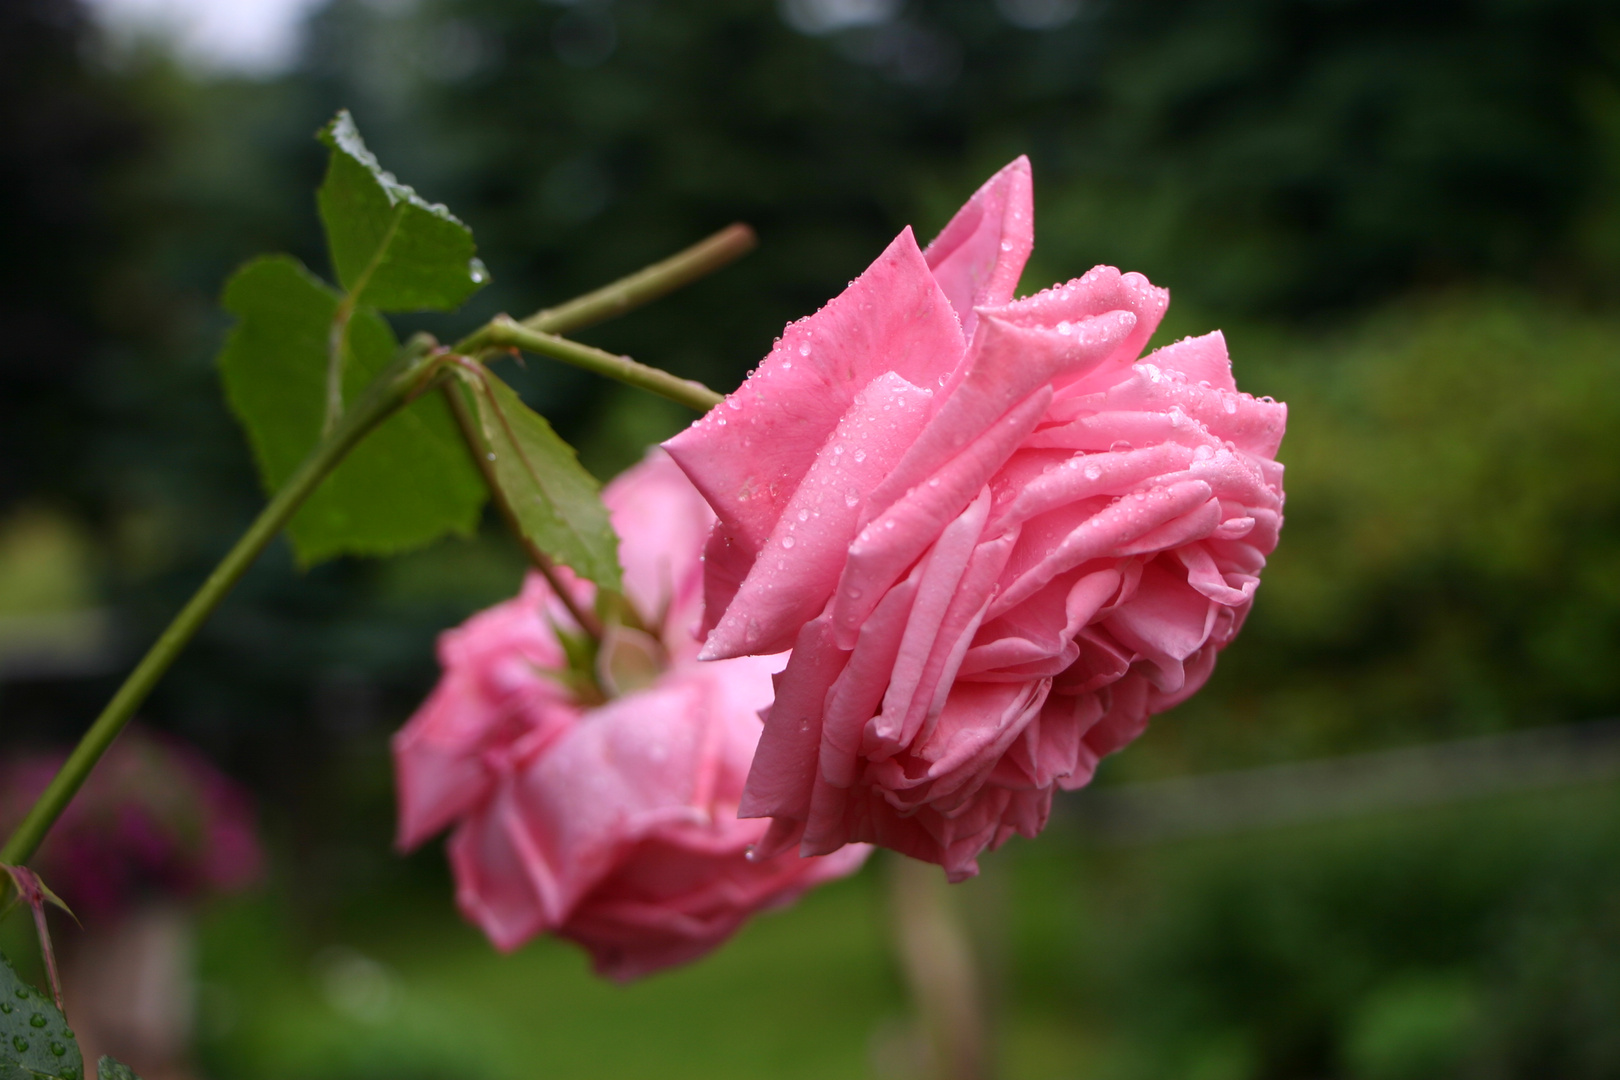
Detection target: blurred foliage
<box><xmin>1007</xmin><ymin>784</ymin><xmax>1620</xmax><ymax>1080</ymax></box>
<box><xmin>1134</xmin><ymin>291</ymin><xmax>1620</xmax><ymax>773</ymax></box>
<box><xmin>7</xmin><ymin>784</ymin><xmax>1612</xmax><ymax>1080</ymax></box>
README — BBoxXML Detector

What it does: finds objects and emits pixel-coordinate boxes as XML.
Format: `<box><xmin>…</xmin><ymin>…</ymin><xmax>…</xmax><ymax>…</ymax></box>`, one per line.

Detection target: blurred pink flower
<box><xmin>0</xmin><ymin>729</ymin><xmax>262</xmax><ymax>920</ymax></box>
<box><xmin>392</xmin><ymin>450</ymin><xmax>869</xmax><ymax>980</ymax></box>
<box><xmin>665</xmin><ymin>158</ymin><xmax>1287</xmax><ymax>881</ymax></box>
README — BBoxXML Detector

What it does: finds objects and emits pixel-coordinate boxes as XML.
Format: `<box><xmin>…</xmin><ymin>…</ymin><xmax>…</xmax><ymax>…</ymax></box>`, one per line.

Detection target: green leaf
<box><xmin>218</xmin><ymin>255</ymin><xmax>485</xmax><ymax>563</ymax></box>
<box><xmin>0</xmin><ymin>948</ymin><xmax>85</xmax><ymax>1080</ymax></box>
<box><xmin>316</xmin><ymin>110</ymin><xmax>488</xmax><ymax>312</ymax></box>
<box><xmin>460</xmin><ymin>372</ymin><xmax>622</xmax><ymax>590</ymax></box>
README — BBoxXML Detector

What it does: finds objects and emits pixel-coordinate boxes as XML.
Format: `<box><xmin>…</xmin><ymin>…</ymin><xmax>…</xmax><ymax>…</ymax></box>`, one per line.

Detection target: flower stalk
<box><xmin>0</xmin><ymin>336</ymin><xmax>444</xmax><ymax>871</ymax></box>
<box><xmin>1</xmin><ymin>227</ymin><xmax>744</xmax><ymax>884</ymax></box>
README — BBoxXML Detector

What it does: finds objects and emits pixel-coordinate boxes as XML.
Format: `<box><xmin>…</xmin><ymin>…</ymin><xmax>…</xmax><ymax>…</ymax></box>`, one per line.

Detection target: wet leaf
<box><xmin>217</xmin><ymin>256</ymin><xmax>484</xmax><ymax>562</ymax></box>
<box><xmin>317</xmin><ymin>110</ymin><xmax>488</xmax><ymax>313</ymax></box>
<box><xmin>0</xmin><ymin>948</ymin><xmax>86</xmax><ymax>1080</ymax></box>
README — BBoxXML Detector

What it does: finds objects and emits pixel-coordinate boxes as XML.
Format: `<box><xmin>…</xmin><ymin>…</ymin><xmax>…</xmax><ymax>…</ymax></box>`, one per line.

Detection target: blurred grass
<box><xmin>173</xmin><ymin>771</ymin><xmax>1620</xmax><ymax>1080</ymax></box>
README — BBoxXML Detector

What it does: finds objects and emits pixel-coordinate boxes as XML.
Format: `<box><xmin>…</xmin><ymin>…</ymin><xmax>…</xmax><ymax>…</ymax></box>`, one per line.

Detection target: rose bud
<box><xmin>392</xmin><ymin>450</ymin><xmax>869</xmax><ymax>980</ymax></box>
<box><xmin>665</xmin><ymin>158</ymin><xmax>1286</xmax><ymax>881</ymax></box>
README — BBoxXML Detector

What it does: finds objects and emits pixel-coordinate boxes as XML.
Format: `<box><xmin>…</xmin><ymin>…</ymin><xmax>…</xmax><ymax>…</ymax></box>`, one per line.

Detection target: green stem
<box><xmin>0</xmin><ymin>340</ymin><xmax>445</xmax><ymax>871</ymax></box>
<box><xmin>520</xmin><ymin>224</ymin><xmax>755</xmax><ymax>335</ymax></box>
<box><xmin>468</xmin><ymin>317</ymin><xmax>723</xmax><ymax>413</ymax></box>
<box><xmin>0</xmin><ymin>225</ymin><xmax>752</xmax><ymax>881</ymax></box>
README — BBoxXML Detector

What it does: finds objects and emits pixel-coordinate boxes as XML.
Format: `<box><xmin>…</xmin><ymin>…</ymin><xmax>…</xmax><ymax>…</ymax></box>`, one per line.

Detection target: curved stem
<box><xmin>520</xmin><ymin>224</ymin><xmax>755</xmax><ymax>336</ymax></box>
<box><xmin>469</xmin><ymin>317</ymin><xmax>723</xmax><ymax>413</ymax></box>
<box><xmin>0</xmin><ymin>342</ymin><xmax>444</xmax><ymax>870</ymax></box>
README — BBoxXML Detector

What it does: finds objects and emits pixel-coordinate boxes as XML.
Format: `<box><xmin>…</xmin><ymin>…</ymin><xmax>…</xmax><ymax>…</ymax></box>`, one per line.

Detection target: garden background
<box><xmin>3</xmin><ymin>0</ymin><xmax>1620</xmax><ymax>1077</ymax></box>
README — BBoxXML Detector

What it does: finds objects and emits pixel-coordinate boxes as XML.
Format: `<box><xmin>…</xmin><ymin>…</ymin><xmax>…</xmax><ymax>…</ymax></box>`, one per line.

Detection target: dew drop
<box><xmin>798</xmin><ymin>343</ymin><xmax>811</xmax><ymax>357</ymax></box>
<box><xmin>1084</xmin><ymin>463</ymin><xmax>1102</xmax><ymax>481</ymax></box>
<box><xmin>1222</xmin><ymin>397</ymin><xmax>1237</xmax><ymax>414</ymax></box>
<box><xmin>845</xmin><ymin>490</ymin><xmax>860</xmax><ymax>508</ymax></box>
<box><xmin>0</xmin><ymin>1003</ymin><xmax>10</xmax><ymax>1015</ymax></box>
<box><xmin>29</xmin><ymin>1014</ymin><xmax>46</xmax><ymax>1028</ymax></box>
<box><xmin>797</xmin><ymin>508</ymin><xmax>809</xmax><ymax>522</ymax></box>
<box><xmin>1109</xmin><ymin>440</ymin><xmax>1133</xmax><ymax>453</ymax></box>
<box><xmin>50</xmin><ymin>1042</ymin><xmax>66</xmax><ymax>1058</ymax></box>
<box><xmin>832</xmin><ymin>444</ymin><xmax>844</xmax><ymax>455</ymax></box>
<box><xmin>13</xmin><ymin>1036</ymin><xmax>28</xmax><ymax>1053</ymax></box>
<box><xmin>781</xmin><ymin>536</ymin><xmax>796</xmax><ymax>549</ymax></box>
<box><xmin>853</xmin><ymin>449</ymin><xmax>867</xmax><ymax>463</ymax></box>
<box><xmin>717</xmin><ymin>417</ymin><xmax>727</xmax><ymax>425</ymax></box>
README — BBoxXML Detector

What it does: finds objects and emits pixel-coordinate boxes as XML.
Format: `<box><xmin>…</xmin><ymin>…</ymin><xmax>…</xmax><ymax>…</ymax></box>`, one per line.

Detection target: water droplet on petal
<box><xmin>782</xmin><ymin>536</ymin><xmax>795</xmax><ymax>549</ymax></box>
<box><xmin>1084</xmin><ymin>463</ymin><xmax>1102</xmax><ymax>481</ymax></box>
<box><xmin>1110</xmin><ymin>440</ymin><xmax>1133</xmax><ymax>453</ymax></box>
<box><xmin>853</xmin><ymin>449</ymin><xmax>866</xmax><ymax>463</ymax></box>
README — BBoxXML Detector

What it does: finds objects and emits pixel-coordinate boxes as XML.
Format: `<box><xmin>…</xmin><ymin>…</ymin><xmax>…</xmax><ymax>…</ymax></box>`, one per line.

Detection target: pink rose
<box><xmin>392</xmin><ymin>450</ymin><xmax>869</xmax><ymax>980</ymax></box>
<box><xmin>0</xmin><ymin>728</ymin><xmax>262</xmax><ymax>919</ymax></box>
<box><xmin>665</xmin><ymin>158</ymin><xmax>1286</xmax><ymax>881</ymax></box>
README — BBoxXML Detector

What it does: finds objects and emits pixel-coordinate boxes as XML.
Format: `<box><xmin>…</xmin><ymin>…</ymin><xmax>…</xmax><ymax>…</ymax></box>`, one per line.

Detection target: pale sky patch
<box><xmin>83</xmin><ymin>0</ymin><xmax>332</xmax><ymax>76</ymax></box>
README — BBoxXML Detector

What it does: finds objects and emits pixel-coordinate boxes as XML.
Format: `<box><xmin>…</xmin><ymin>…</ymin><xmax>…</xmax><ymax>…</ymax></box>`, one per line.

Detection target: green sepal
<box><xmin>217</xmin><ymin>256</ymin><xmax>485</xmax><ymax>563</ymax></box>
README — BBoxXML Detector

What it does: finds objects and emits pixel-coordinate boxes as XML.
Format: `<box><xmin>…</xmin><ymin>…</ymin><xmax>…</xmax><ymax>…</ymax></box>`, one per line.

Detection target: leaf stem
<box><xmin>469</xmin><ymin>317</ymin><xmax>723</xmax><ymax>413</ymax></box>
<box><xmin>0</xmin><ymin>340</ymin><xmax>445</xmax><ymax>872</ymax></box>
<box><xmin>440</xmin><ymin>379</ymin><xmax>606</xmax><ymax>641</ymax></box>
<box><xmin>520</xmin><ymin>224</ymin><xmax>755</xmax><ymax>335</ymax></box>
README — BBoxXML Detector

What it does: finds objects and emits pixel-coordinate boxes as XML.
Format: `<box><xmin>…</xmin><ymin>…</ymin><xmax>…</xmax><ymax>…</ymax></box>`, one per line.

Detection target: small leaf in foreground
<box><xmin>97</xmin><ymin>1057</ymin><xmax>140</xmax><ymax>1080</ymax></box>
<box><xmin>317</xmin><ymin>110</ymin><xmax>488</xmax><ymax>313</ymax></box>
<box><xmin>0</xmin><ymin>948</ymin><xmax>85</xmax><ymax>1080</ymax></box>
<box><xmin>459</xmin><ymin>371</ymin><xmax>622</xmax><ymax>590</ymax></box>
<box><xmin>218</xmin><ymin>255</ymin><xmax>485</xmax><ymax>563</ymax></box>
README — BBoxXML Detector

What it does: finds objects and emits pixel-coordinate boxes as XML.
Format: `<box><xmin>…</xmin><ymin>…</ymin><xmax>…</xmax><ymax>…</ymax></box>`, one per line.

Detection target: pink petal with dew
<box><xmin>991</xmin><ymin>478</ymin><xmax>1215</xmax><ymax>617</ymax></box>
<box><xmin>869</xmin><ymin>488</ymin><xmax>993</xmax><ymax>753</ymax></box>
<box><xmin>832</xmin><ymin>388</ymin><xmax>1047</xmax><ymax>645</ymax></box>
<box><xmin>989</xmin><ymin>266</ymin><xmax>1169</xmax><ymax>381</ymax></box>
<box><xmin>959</xmin><ymin>566</ymin><xmax>1122</xmax><ymax>677</ymax></box>
<box><xmin>866</xmin><ymin>310</ymin><xmax>1137</xmax><ymax>522</ymax></box>
<box><xmin>988</xmin><ymin>443</ymin><xmax>1194</xmax><ymax>532</ymax></box>
<box><xmin>921</xmin><ymin>156</ymin><xmax>1034</xmax><ymax>338</ymax></box>
<box><xmin>665</xmin><ymin>228</ymin><xmax>962</xmax><ymax>554</ymax></box>
<box><xmin>736</xmin><ymin>615</ymin><xmax>847</xmax><ymax>830</ymax></box>
<box><xmin>702</xmin><ymin>371</ymin><xmax>933</xmax><ymax>660</ymax></box>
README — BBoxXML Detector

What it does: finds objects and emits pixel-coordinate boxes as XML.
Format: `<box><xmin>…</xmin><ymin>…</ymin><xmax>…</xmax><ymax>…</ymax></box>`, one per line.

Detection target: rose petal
<box><xmin>702</xmin><ymin>371</ymin><xmax>933</xmax><ymax>660</ymax></box>
<box><xmin>665</xmin><ymin>228</ymin><xmax>962</xmax><ymax>554</ymax></box>
<box><xmin>921</xmin><ymin>156</ymin><xmax>1034</xmax><ymax>338</ymax></box>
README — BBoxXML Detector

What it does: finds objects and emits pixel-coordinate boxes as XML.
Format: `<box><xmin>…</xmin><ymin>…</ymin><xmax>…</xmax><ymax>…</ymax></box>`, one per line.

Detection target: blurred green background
<box><xmin>3</xmin><ymin>0</ymin><xmax>1620</xmax><ymax>1076</ymax></box>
